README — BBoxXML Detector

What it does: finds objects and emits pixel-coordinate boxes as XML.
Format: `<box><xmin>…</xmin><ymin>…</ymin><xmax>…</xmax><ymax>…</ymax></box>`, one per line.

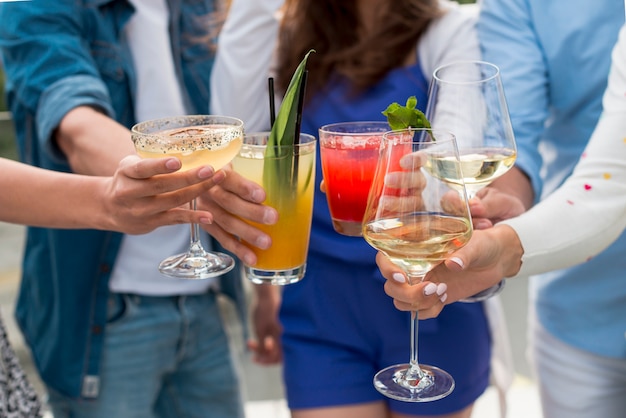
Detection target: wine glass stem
<box><xmin>188</xmin><ymin>198</ymin><xmax>206</xmax><ymax>256</ymax></box>
<box><xmin>406</xmin><ymin>310</ymin><xmax>426</xmax><ymax>381</ymax></box>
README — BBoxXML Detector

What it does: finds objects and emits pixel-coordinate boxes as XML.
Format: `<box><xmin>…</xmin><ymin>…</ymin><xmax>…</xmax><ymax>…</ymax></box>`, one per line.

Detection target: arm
<box><xmin>378</xmin><ymin>24</ymin><xmax>626</xmax><ymax>316</ymax></box>
<box><xmin>0</xmin><ymin>1</ymin><xmax>125</xmax><ymax>173</ymax></box>
<box><xmin>0</xmin><ymin>156</ymin><xmax>223</xmax><ymax>233</ymax></box>
<box><xmin>478</xmin><ymin>0</ymin><xmax>548</xmax><ymax>201</ymax></box>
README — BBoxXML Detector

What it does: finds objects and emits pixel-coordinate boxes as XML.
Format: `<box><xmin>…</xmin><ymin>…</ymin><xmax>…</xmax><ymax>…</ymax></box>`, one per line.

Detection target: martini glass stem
<box><xmin>188</xmin><ymin>198</ymin><xmax>206</xmax><ymax>256</ymax></box>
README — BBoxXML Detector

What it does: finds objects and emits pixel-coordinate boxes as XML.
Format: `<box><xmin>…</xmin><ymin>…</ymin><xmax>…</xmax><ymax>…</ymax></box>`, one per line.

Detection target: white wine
<box><xmin>363</xmin><ymin>213</ymin><xmax>472</xmax><ymax>282</ymax></box>
<box><xmin>136</xmin><ymin>124</ymin><xmax>243</xmax><ymax>171</ymax></box>
<box><xmin>426</xmin><ymin>147</ymin><xmax>516</xmax><ymax>194</ymax></box>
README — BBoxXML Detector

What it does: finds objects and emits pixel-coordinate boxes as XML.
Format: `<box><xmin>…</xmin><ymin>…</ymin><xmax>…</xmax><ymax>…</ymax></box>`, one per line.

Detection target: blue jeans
<box><xmin>47</xmin><ymin>292</ymin><xmax>244</xmax><ymax>418</ymax></box>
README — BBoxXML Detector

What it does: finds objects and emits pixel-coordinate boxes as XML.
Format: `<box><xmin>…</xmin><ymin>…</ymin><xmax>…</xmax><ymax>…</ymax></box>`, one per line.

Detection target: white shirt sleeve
<box><xmin>418</xmin><ymin>1</ymin><xmax>481</xmax><ymax>85</ymax></box>
<box><xmin>210</xmin><ymin>0</ymin><xmax>283</xmax><ymax>132</ymax></box>
<box><xmin>502</xmin><ymin>24</ymin><xmax>626</xmax><ymax>277</ymax></box>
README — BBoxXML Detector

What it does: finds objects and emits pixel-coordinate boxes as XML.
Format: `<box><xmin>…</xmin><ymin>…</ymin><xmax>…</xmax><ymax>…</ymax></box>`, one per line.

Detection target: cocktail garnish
<box><xmin>264</xmin><ymin>50</ymin><xmax>314</xmax><ymax>194</ymax></box>
<box><xmin>382</xmin><ymin>96</ymin><xmax>431</xmax><ymax>131</ymax></box>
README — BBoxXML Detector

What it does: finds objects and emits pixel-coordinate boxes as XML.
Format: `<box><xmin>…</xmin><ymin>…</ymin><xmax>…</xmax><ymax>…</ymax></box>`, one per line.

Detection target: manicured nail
<box><xmin>424</xmin><ymin>283</ymin><xmax>437</xmax><ymax>296</ymax></box>
<box><xmin>449</xmin><ymin>257</ymin><xmax>464</xmax><ymax>269</ymax></box>
<box><xmin>392</xmin><ymin>273</ymin><xmax>406</xmax><ymax>283</ymax></box>
<box><xmin>440</xmin><ymin>293</ymin><xmax>448</xmax><ymax>304</ymax></box>
<box><xmin>199</xmin><ymin>217</ymin><xmax>213</xmax><ymax>225</ymax></box>
<box><xmin>436</xmin><ymin>283</ymin><xmax>447</xmax><ymax>296</ymax></box>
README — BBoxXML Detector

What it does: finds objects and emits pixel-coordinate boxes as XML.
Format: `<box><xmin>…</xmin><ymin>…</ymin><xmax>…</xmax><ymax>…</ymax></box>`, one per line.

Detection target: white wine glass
<box><xmin>362</xmin><ymin>128</ymin><xmax>472</xmax><ymax>402</ymax></box>
<box><xmin>426</xmin><ymin>60</ymin><xmax>516</xmax><ymax>301</ymax></box>
<box><xmin>131</xmin><ymin>115</ymin><xmax>244</xmax><ymax>279</ymax></box>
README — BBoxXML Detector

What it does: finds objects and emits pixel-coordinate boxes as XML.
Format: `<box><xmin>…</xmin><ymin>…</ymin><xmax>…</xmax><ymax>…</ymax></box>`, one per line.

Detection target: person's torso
<box><xmin>486</xmin><ymin>0</ymin><xmax>626</xmax><ymax>358</ymax></box>
<box><xmin>301</xmin><ymin>61</ymin><xmax>429</xmax><ymax>265</ymax></box>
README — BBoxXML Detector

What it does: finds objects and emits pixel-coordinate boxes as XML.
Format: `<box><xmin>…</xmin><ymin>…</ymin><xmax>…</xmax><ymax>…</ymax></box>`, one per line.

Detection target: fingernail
<box><xmin>199</xmin><ymin>217</ymin><xmax>212</xmax><ymax>224</ymax></box>
<box><xmin>439</xmin><ymin>293</ymin><xmax>448</xmax><ymax>304</ymax></box>
<box><xmin>436</xmin><ymin>283</ymin><xmax>447</xmax><ymax>296</ymax></box>
<box><xmin>255</xmin><ymin>235</ymin><xmax>271</xmax><ymax>250</ymax></box>
<box><xmin>197</xmin><ymin>166</ymin><xmax>215</xmax><ymax>179</ymax></box>
<box><xmin>165</xmin><ymin>158</ymin><xmax>181</xmax><ymax>170</ymax></box>
<box><xmin>243</xmin><ymin>254</ymin><xmax>256</xmax><ymax>267</ymax></box>
<box><xmin>392</xmin><ymin>273</ymin><xmax>406</xmax><ymax>283</ymax></box>
<box><xmin>263</xmin><ymin>209</ymin><xmax>278</xmax><ymax>225</ymax></box>
<box><xmin>424</xmin><ymin>283</ymin><xmax>437</xmax><ymax>296</ymax></box>
<box><xmin>449</xmin><ymin>257</ymin><xmax>464</xmax><ymax>269</ymax></box>
<box><xmin>251</xmin><ymin>188</ymin><xmax>265</xmax><ymax>203</ymax></box>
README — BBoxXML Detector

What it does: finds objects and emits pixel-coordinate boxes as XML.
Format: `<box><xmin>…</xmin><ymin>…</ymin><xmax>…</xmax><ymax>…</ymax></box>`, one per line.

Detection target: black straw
<box><xmin>291</xmin><ymin>70</ymin><xmax>308</xmax><ymax>184</ymax></box>
<box><xmin>293</xmin><ymin>70</ymin><xmax>308</xmax><ymax>146</ymax></box>
<box><xmin>268</xmin><ymin>77</ymin><xmax>276</xmax><ymax>128</ymax></box>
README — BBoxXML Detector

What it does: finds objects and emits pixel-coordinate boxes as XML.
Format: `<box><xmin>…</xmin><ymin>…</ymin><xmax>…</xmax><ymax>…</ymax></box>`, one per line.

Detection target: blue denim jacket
<box><xmin>0</xmin><ymin>0</ymin><xmax>244</xmax><ymax>399</ymax></box>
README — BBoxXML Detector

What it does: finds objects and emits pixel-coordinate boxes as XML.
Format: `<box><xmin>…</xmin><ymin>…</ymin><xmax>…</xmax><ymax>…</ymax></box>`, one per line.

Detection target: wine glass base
<box><xmin>459</xmin><ymin>280</ymin><xmax>506</xmax><ymax>303</ymax></box>
<box><xmin>158</xmin><ymin>251</ymin><xmax>235</xmax><ymax>280</ymax></box>
<box><xmin>373</xmin><ymin>363</ymin><xmax>455</xmax><ymax>402</ymax></box>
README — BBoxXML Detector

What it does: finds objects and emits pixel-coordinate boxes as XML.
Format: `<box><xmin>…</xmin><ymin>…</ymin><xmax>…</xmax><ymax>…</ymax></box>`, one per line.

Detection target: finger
<box><xmin>208</xmin><ymin>184</ymin><xmax>278</xmax><ymax>225</ymax></box>
<box><xmin>320</xmin><ymin>179</ymin><xmax>327</xmax><ymax>193</ymax></box>
<box><xmin>201</xmin><ymin>222</ymin><xmax>262</xmax><ymax>267</ymax></box>
<box><xmin>158</xmin><ymin>208</ymin><xmax>214</xmax><ymax>226</ymax></box>
<box><xmin>122</xmin><ymin>156</ymin><xmax>183</xmax><ymax>179</ymax></box>
<box><xmin>147</xmin><ymin>175</ymin><xmax>225</xmax><ymax>213</ymax></box>
<box><xmin>399</xmin><ymin>151</ymin><xmax>428</xmax><ymax>170</ymax></box>
<box><xmin>384</xmin><ymin>170</ymin><xmax>426</xmax><ymax>190</ymax></box>
<box><xmin>218</xmin><ymin>167</ymin><xmax>268</xmax><ymax>204</ymax></box>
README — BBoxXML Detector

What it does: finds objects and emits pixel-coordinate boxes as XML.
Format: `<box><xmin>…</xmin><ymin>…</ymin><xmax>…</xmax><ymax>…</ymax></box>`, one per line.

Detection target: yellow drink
<box><xmin>232</xmin><ymin>133</ymin><xmax>316</xmax><ymax>285</ymax></box>
<box><xmin>135</xmin><ymin>124</ymin><xmax>243</xmax><ymax>171</ymax></box>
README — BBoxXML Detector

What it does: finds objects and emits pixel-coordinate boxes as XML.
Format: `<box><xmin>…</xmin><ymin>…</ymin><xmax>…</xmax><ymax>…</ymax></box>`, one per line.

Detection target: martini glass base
<box><xmin>158</xmin><ymin>251</ymin><xmax>235</xmax><ymax>280</ymax></box>
<box><xmin>373</xmin><ymin>363</ymin><xmax>455</xmax><ymax>402</ymax></box>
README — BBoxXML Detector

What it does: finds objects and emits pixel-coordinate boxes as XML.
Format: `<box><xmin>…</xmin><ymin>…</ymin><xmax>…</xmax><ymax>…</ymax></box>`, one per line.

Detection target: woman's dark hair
<box><xmin>275</xmin><ymin>0</ymin><xmax>443</xmax><ymax>96</ymax></box>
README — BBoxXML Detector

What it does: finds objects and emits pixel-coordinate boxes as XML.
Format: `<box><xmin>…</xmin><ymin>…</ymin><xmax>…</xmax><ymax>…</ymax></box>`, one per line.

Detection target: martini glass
<box><xmin>131</xmin><ymin>115</ymin><xmax>243</xmax><ymax>279</ymax></box>
<box><xmin>362</xmin><ymin>128</ymin><xmax>472</xmax><ymax>401</ymax></box>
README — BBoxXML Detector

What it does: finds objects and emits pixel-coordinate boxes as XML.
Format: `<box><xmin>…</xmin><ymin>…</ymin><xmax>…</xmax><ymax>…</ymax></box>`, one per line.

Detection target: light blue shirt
<box><xmin>478</xmin><ymin>0</ymin><xmax>626</xmax><ymax>359</ymax></box>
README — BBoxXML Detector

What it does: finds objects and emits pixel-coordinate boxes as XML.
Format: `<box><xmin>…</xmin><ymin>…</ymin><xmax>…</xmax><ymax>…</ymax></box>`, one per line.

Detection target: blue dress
<box><xmin>279</xmin><ymin>61</ymin><xmax>491</xmax><ymax>415</ymax></box>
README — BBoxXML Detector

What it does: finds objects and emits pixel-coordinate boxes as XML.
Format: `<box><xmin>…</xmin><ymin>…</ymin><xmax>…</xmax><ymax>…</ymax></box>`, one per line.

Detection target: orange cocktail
<box><xmin>231</xmin><ymin>132</ymin><xmax>316</xmax><ymax>285</ymax></box>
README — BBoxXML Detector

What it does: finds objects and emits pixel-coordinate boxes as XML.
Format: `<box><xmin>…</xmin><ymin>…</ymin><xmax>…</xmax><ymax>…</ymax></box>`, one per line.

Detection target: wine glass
<box><xmin>426</xmin><ymin>60</ymin><xmax>516</xmax><ymax>301</ymax></box>
<box><xmin>131</xmin><ymin>115</ymin><xmax>244</xmax><ymax>279</ymax></box>
<box><xmin>362</xmin><ymin>128</ymin><xmax>472</xmax><ymax>402</ymax></box>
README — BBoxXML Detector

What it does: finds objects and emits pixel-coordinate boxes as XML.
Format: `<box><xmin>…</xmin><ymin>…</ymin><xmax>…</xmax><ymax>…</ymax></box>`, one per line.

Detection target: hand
<box><xmin>377</xmin><ymin>226</ymin><xmax>524</xmax><ymax>319</ymax></box>
<box><xmin>102</xmin><ymin>155</ymin><xmax>224</xmax><ymax>234</ymax></box>
<box><xmin>247</xmin><ymin>284</ymin><xmax>282</xmax><ymax>365</ymax></box>
<box><xmin>376</xmin><ymin>252</ymin><xmax>449</xmax><ymax>319</ymax></box>
<box><xmin>469</xmin><ymin>186</ymin><xmax>527</xmax><ymax>229</ymax></box>
<box><xmin>198</xmin><ymin>164</ymin><xmax>278</xmax><ymax>266</ymax></box>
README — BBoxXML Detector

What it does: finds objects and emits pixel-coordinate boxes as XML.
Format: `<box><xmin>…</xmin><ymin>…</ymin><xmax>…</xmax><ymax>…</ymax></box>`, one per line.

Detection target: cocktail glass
<box><xmin>131</xmin><ymin>115</ymin><xmax>243</xmax><ymax>279</ymax></box>
<box><xmin>318</xmin><ymin>121</ymin><xmax>390</xmax><ymax>236</ymax></box>
<box><xmin>231</xmin><ymin>132</ymin><xmax>316</xmax><ymax>285</ymax></box>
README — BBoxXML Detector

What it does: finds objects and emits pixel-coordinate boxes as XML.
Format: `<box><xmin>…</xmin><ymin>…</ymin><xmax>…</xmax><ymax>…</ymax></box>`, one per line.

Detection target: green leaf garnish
<box><xmin>263</xmin><ymin>50</ymin><xmax>315</xmax><ymax>203</ymax></box>
<box><xmin>382</xmin><ymin>96</ymin><xmax>431</xmax><ymax>131</ymax></box>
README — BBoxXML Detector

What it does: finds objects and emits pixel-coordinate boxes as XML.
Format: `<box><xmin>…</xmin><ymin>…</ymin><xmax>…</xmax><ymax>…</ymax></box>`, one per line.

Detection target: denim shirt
<box><xmin>0</xmin><ymin>0</ymin><xmax>244</xmax><ymax>399</ymax></box>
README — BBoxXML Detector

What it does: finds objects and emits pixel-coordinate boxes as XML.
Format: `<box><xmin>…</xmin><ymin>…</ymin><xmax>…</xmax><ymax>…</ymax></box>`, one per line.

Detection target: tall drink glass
<box><xmin>231</xmin><ymin>132</ymin><xmax>316</xmax><ymax>285</ymax></box>
<box><xmin>318</xmin><ymin>121</ymin><xmax>390</xmax><ymax>236</ymax></box>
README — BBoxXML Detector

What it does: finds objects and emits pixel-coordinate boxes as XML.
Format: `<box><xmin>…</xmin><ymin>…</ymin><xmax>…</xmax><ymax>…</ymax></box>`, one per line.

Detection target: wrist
<box><xmin>492</xmin><ymin>224</ymin><xmax>524</xmax><ymax>277</ymax></box>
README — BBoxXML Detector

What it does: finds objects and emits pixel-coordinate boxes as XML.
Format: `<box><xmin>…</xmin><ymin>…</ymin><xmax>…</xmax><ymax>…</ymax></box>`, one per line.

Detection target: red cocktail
<box><xmin>319</xmin><ymin>121</ymin><xmax>389</xmax><ymax>236</ymax></box>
